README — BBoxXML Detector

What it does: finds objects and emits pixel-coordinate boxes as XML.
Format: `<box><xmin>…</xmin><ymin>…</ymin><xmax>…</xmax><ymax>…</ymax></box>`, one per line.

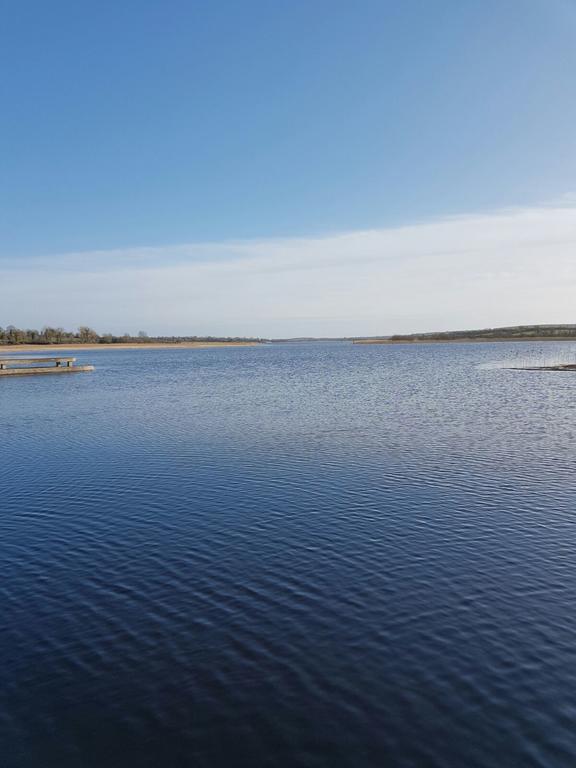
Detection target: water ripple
<box><xmin>1</xmin><ymin>342</ymin><xmax>576</xmax><ymax>767</ymax></box>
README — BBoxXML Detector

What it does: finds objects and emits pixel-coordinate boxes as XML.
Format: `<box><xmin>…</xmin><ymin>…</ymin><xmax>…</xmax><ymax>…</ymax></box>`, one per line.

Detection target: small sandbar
<box><xmin>508</xmin><ymin>364</ymin><xmax>576</xmax><ymax>372</ymax></box>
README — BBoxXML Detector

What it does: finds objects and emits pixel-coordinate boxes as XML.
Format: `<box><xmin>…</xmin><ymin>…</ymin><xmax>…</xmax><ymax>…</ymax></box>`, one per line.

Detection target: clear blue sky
<box><xmin>2</xmin><ymin>1</ymin><xmax>576</xmax><ymax>337</ymax></box>
<box><xmin>2</xmin><ymin>0</ymin><xmax>576</xmax><ymax>259</ymax></box>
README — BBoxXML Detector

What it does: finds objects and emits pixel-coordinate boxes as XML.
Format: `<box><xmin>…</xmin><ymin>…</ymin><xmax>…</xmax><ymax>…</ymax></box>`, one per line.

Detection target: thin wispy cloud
<box><xmin>2</xmin><ymin>202</ymin><xmax>576</xmax><ymax>337</ymax></box>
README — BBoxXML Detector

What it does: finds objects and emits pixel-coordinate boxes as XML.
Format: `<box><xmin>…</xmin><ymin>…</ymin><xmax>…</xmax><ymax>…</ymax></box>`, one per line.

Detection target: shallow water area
<box><xmin>2</xmin><ymin>341</ymin><xmax>576</xmax><ymax>767</ymax></box>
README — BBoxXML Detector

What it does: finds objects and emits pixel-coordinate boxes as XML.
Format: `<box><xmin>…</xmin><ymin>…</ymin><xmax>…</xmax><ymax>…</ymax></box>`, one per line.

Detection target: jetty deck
<box><xmin>0</xmin><ymin>357</ymin><xmax>95</xmax><ymax>376</ymax></box>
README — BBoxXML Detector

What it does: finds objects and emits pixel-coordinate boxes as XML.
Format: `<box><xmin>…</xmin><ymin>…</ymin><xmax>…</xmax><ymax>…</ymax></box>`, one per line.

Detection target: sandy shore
<box><xmin>0</xmin><ymin>342</ymin><xmax>259</xmax><ymax>353</ymax></box>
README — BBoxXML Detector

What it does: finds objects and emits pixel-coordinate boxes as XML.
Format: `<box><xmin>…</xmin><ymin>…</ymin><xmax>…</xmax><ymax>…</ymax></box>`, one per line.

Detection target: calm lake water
<box><xmin>2</xmin><ymin>341</ymin><xmax>576</xmax><ymax>768</ymax></box>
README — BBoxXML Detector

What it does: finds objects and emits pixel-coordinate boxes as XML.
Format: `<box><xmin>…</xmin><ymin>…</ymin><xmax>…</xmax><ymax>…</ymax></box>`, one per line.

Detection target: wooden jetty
<box><xmin>0</xmin><ymin>357</ymin><xmax>94</xmax><ymax>376</ymax></box>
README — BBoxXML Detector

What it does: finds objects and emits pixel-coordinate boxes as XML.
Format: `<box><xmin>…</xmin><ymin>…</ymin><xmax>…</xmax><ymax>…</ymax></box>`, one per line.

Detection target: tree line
<box><xmin>389</xmin><ymin>325</ymin><xmax>576</xmax><ymax>341</ymax></box>
<box><xmin>0</xmin><ymin>326</ymin><xmax>262</xmax><ymax>345</ymax></box>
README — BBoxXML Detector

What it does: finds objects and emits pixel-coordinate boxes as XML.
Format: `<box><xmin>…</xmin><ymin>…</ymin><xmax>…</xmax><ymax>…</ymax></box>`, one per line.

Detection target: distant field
<box><xmin>354</xmin><ymin>336</ymin><xmax>576</xmax><ymax>345</ymax></box>
<box><xmin>354</xmin><ymin>325</ymin><xmax>576</xmax><ymax>344</ymax></box>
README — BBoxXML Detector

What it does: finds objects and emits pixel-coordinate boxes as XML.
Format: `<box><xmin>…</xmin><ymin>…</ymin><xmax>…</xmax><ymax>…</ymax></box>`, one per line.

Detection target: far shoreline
<box><xmin>0</xmin><ymin>341</ymin><xmax>260</xmax><ymax>353</ymax></box>
<box><xmin>353</xmin><ymin>336</ymin><xmax>576</xmax><ymax>345</ymax></box>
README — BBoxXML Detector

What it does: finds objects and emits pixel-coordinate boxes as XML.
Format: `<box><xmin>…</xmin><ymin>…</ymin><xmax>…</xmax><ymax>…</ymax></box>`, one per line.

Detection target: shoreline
<box><xmin>0</xmin><ymin>342</ymin><xmax>260</xmax><ymax>353</ymax></box>
<box><xmin>353</xmin><ymin>337</ymin><xmax>576</xmax><ymax>345</ymax></box>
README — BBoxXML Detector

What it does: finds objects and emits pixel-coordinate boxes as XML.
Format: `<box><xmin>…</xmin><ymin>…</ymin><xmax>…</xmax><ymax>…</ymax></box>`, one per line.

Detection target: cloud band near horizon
<box><xmin>2</xmin><ymin>202</ymin><xmax>576</xmax><ymax>337</ymax></box>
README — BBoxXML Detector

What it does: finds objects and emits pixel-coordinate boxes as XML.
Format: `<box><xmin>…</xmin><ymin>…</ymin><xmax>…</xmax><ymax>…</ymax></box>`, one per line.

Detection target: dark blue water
<box><xmin>2</xmin><ymin>341</ymin><xmax>576</xmax><ymax>768</ymax></box>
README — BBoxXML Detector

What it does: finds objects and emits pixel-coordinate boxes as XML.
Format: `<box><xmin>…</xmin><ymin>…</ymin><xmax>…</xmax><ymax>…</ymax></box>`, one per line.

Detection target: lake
<box><xmin>1</xmin><ymin>341</ymin><xmax>576</xmax><ymax>767</ymax></box>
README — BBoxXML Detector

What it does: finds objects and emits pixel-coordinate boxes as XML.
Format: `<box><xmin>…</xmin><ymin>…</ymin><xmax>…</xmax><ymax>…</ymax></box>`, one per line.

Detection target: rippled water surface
<box><xmin>2</xmin><ymin>342</ymin><xmax>576</xmax><ymax>767</ymax></box>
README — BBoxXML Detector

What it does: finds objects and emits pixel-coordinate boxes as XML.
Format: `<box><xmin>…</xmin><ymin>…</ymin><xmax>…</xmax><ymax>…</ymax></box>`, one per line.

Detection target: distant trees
<box><xmin>78</xmin><ymin>326</ymin><xmax>99</xmax><ymax>343</ymax></box>
<box><xmin>0</xmin><ymin>326</ymin><xmax>72</xmax><ymax>345</ymax></box>
<box><xmin>0</xmin><ymin>325</ymin><xmax>264</xmax><ymax>345</ymax></box>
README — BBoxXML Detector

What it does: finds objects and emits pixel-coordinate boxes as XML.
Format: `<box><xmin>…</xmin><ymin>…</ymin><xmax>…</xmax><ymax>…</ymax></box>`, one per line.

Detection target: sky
<box><xmin>1</xmin><ymin>0</ymin><xmax>576</xmax><ymax>336</ymax></box>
